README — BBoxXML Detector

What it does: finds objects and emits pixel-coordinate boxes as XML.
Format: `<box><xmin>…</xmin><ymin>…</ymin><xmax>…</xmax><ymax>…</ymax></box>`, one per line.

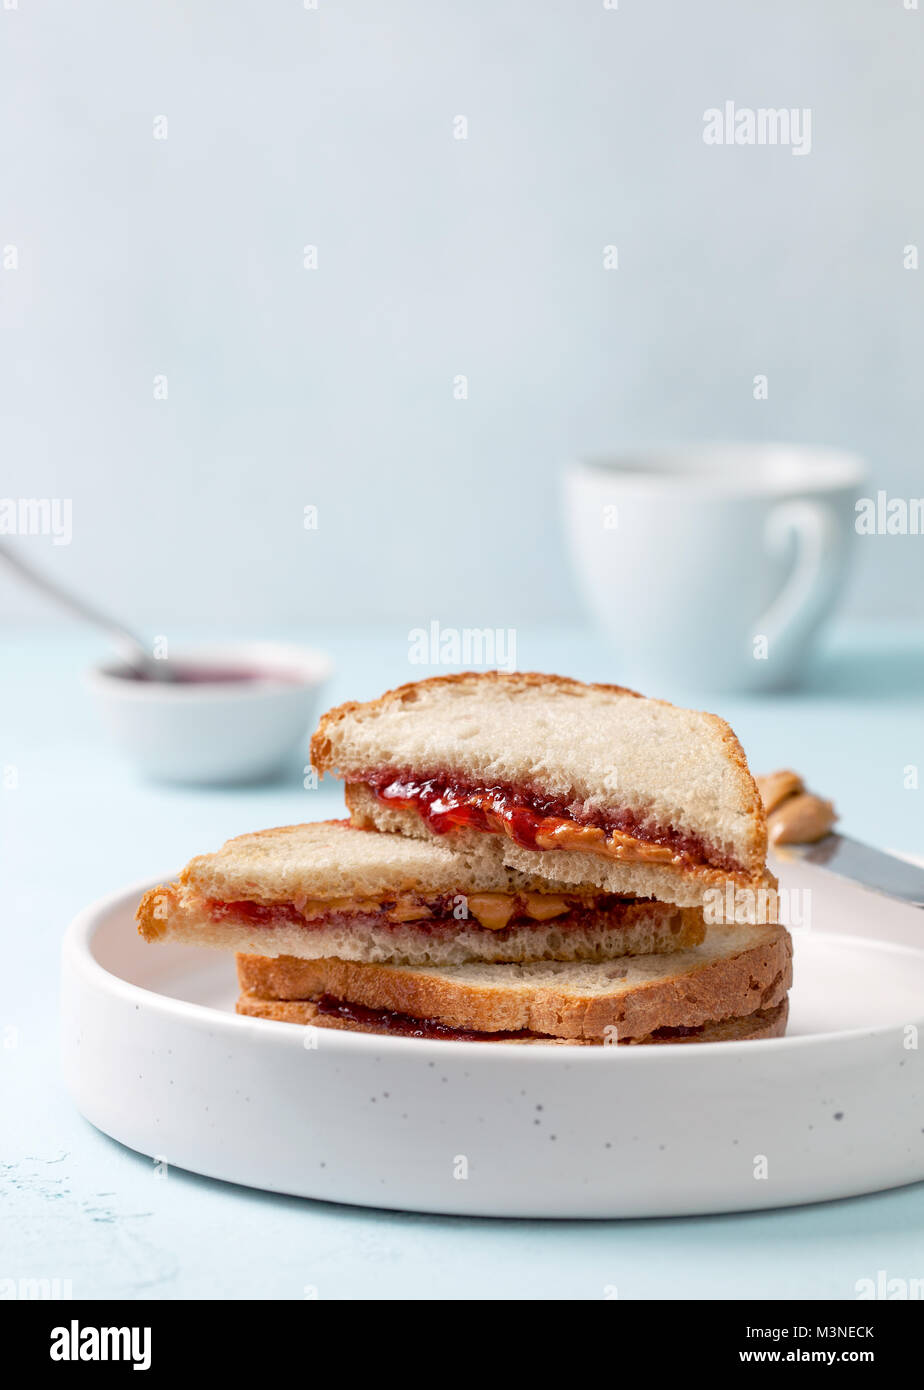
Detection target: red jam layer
<box><xmin>315</xmin><ymin>996</ymin><xmax>713</xmax><ymax>1044</ymax></box>
<box><xmin>359</xmin><ymin>769</ymin><xmax>737</xmax><ymax>873</ymax></box>
<box><xmin>119</xmin><ymin>664</ymin><xmax>301</xmax><ymax>685</ymax></box>
<box><xmin>315</xmin><ymin>994</ymin><xmax>539</xmax><ymax>1042</ymax></box>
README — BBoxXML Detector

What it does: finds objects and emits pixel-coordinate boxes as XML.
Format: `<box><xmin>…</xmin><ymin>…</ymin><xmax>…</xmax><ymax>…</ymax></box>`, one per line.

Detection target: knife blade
<box><xmin>772</xmin><ymin>834</ymin><xmax>924</xmax><ymax>908</ymax></box>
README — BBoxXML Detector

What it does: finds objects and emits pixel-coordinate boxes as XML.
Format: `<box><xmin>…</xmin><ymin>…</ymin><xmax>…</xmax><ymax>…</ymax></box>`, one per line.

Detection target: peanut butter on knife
<box><xmin>756</xmin><ymin>770</ymin><xmax>837</xmax><ymax>846</ymax></box>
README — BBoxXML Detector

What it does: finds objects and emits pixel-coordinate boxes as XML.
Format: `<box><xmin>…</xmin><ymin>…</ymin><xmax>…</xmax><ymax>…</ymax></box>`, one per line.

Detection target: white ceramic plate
<box><xmin>61</xmin><ymin>858</ymin><xmax>924</xmax><ymax>1218</ymax></box>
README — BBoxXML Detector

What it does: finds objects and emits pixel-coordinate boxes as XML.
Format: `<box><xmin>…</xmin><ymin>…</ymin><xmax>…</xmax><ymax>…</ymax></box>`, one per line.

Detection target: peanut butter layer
<box><xmin>206</xmin><ymin>889</ymin><xmax>634</xmax><ymax>933</ymax></box>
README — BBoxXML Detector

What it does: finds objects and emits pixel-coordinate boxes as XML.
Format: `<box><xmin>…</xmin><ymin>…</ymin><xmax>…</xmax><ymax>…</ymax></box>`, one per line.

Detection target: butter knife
<box><xmin>774</xmin><ymin>835</ymin><xmax>924</xmax><ymax>908</ymax></box>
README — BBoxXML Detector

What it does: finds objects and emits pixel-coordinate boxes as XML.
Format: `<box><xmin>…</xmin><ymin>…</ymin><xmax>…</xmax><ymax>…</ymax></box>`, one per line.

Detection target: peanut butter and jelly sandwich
<box><xmin>137</xmin><ymin>819</ymin><xmax>704</xmax><ymax>968</ymax></box>
<box><xmin>310</xmin><ymin>672</ymin><xmax>775</xmax><ymax>911</ymax></box>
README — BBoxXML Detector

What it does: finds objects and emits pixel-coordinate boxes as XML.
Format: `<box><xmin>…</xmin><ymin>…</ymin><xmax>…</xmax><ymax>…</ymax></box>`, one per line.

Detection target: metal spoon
<box><xmin>0</xmin><ymin>540</ymin><xmax>174</xmax><ymax>681</ymax></box>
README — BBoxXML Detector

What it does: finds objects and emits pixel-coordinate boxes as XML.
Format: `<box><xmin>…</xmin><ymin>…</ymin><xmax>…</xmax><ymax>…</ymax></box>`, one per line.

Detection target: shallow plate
<box><xmin>61</xmin><ymin>861</ymin><xmax>924</xmax><ymax>1218</ymax></box>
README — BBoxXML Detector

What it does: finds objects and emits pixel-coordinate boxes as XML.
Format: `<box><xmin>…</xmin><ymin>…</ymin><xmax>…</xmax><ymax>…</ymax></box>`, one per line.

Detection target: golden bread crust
<box><xmin>236</xmin><ymin>992</ymin><xmax>789</xmax><ymax>1046</ymax></box>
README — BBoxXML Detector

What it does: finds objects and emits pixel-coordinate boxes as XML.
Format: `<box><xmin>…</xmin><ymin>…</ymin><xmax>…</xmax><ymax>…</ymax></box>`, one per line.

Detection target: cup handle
<box><xmin>753</xmin><ymin>499</ymin><xmax>841</xmax><ymax>654</ymax></box>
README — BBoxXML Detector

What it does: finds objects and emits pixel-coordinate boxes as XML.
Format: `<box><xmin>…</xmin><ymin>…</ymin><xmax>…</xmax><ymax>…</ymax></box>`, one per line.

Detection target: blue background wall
<box><xmin>2</xmin><ymin>0</ymin><xmax>921</xmax><ymax>627</ymax></box>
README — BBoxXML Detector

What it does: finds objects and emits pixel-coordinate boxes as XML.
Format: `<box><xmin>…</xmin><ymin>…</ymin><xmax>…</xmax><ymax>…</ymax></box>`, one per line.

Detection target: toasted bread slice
<box><xmin>136</xmin><ymin>819</ymin><xmax>704</xmax><ymax>967</ymax></box>
<box><xmin>236</xmin><ymin>920</ymin><xmax>792</xmax><ymax>1042</ymax></box>
<box><xmin>310</xmin><ymin>672</ymin><xmax>773</xmax><ymax>909</ymax></box>
<box><xmin>237</xmin><ymin>992</ymin><xmax>789</xmax><ymax>1046</ymax></box>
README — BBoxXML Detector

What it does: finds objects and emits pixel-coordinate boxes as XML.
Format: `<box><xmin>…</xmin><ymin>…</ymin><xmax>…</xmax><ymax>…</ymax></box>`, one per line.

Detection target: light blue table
<box><xmin>3</xmin><ymin>624</ymin><xmax>923</xmax><ymax>1299</ymax></box>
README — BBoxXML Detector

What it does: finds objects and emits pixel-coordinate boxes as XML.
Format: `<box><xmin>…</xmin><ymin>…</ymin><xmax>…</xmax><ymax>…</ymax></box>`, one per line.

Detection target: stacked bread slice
<box><xmin>236</xmin><ymin>925</ymin><xmax>791</xmax><ymax>1045</ymax></box>
<box><xmin>138</xmin><ymin>672</ymin><xmax>792</xmax><ymax>1045</ymax></box>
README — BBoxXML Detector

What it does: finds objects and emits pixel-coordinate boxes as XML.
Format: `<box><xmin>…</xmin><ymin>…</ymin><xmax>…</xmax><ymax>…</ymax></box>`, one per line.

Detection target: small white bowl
<box><xmin>86</xmin><ymin>642</ymin><xmax>332</xmax><ymax>785</ymax></box>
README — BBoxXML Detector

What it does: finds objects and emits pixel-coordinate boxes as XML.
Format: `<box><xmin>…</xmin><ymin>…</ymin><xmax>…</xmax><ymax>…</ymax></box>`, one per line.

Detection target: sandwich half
<box><xmin>237</xmin><ymin>921</ymin><xmax>792</xmax><ymax>1046</ymax></box>
<box><xmin>310</xmin><ymin>672</ymin><xmax>775</xmax><ymax>910</ymax></box>
<box><xmin>137</xmin><ymin>819</ymin><xmax>705</xmax><ymax>967</ymax></box>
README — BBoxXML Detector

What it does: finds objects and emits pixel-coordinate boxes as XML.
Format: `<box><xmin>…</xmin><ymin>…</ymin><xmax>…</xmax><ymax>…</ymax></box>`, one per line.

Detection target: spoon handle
<box><xmin>0</xmin><ymin>541</ymin><xmax>172</xmax><ymax>681</ymax></box>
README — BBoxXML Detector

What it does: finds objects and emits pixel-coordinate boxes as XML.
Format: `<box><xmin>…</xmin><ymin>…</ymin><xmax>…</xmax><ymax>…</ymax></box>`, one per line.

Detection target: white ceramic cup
<box><xmin>564</xmin><ymin>444</ymin><xmax>866</xmax><ymax>693</ymax></box>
